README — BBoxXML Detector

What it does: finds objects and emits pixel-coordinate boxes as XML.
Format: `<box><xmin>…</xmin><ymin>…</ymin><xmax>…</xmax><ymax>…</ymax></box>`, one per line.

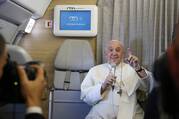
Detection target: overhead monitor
<box><xmin>53</xmin><ymin>5</ymin><xmax>98</xmax><ymax>37</ymax></box>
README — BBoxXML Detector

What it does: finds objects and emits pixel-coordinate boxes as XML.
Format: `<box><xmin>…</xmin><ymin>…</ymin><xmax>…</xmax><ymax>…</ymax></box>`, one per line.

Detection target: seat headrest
<box><xmin>7</xmin><ymin>44</ymin><xmax>32</xmax><ymax>64</ymax></box>
<box><xmin>54</xmin><ymin>40</ymin><xmax>95</xmax><ymax>71</ymax></box>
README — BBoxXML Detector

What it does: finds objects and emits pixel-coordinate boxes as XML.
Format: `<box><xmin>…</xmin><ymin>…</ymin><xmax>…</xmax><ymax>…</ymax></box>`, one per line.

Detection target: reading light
<box><xmin>25</xmin><ymin>18</ymin><xmax>36</xmax><ymax>33</ymax></box>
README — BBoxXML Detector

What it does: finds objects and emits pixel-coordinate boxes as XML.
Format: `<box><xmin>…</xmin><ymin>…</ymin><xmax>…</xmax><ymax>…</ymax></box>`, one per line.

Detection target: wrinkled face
<box><xmin>0</xmin><ymin>48</ymin><xmax>8</xmax><ymax>79</ymax></box>
<box><xmin>105</xmin><ymin>40</ymin><xmax>124</xmax><ymax>65</ymax></box>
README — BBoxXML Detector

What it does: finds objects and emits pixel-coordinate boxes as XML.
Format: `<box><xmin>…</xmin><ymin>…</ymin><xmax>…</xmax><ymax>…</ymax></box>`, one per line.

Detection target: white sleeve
<box><xmin>138</xmin><ymin>70</ymin><xmax>154</xmax><ymax>92</ymax></box>
<box><xmin>81</xmin><ymin>69</ymin><xmax>103</xmax><ymax>105</ymax></box>
<box><xmin>26</xmin><ymin>106</ymin><xmax>43</xmax><ymax>114</ymax></box>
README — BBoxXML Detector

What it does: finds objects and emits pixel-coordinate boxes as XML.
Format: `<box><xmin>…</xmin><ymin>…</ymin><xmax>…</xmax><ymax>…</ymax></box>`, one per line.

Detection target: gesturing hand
<box><xmin>125</xmin><ymin>48</ymin><xmax>147</xmax><ymax>78</ymax></box>
<box><xmin>125</xmin><ymin>48</ymin><xmax>141</xmax><ymax>71</ymax></box>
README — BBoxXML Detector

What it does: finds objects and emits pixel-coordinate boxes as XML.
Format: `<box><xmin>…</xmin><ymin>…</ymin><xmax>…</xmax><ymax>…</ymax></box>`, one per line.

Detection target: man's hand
<box><xmin>125</xmin><ymin>48</ymin><xmax>141</xmax><ymax>70</ymax></box>
<box><xmin>125</xmin><ymin>48</ymin><xmax>147</xmax><ymax>78</ymax></box>
<box><xmin>126</xmin><ymin>54</ymin><xmax>141</xmax><ymax>70</ymax></box>
<box><xmin>101</xmin><ymin>72</ymin><xmax>116</xmax><ymax>94</ymax></box>
<box><xmin>17</xmin><ymin>65</ymin><xmax>47</xmax><ymax>107</ymax></box>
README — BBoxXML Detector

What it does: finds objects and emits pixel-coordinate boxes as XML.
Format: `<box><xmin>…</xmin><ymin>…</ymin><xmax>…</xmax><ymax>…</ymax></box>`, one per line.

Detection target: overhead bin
<box><xmin>0</xmin><ymin>0</ymin><xmax>32</xmax><ymax>25</ymax></box>
<box><xmin>11</xmin><ymin>0</ymin><xmax>52</xmax><ymax>19</ymax></box>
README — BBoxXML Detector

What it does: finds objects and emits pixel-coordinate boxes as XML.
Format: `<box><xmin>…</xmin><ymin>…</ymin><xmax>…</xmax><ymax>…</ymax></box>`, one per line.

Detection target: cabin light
<box><xmin>25</xmin><ymin>18</ymin><xmax>36</xmax><ymax>33</ymax></box>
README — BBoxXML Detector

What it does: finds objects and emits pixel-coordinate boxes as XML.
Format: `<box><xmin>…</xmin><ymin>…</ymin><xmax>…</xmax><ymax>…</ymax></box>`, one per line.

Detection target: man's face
<box><xmin>105</xmin><ymin>40</ymin><xmax>124</xmax><ymax>65</ymax></box>
<box><xmin>0</xmin><ymin>48</ymin><xmax>8</xmax><ymax>79</ymax></box>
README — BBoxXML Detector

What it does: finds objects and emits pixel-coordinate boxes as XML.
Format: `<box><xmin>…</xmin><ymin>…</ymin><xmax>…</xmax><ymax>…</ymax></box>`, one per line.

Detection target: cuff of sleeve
<box><xmin>83</xmin><ymin>84</ymin><xmax>104</xmax><ymax>105</ymax></box>
<box><xmin>95</xmin><ymin>84</ymin><xmax>104</xmax><ymax>100</ymax></box>
<box><xmin>26</xmin><ymin>106</ymin><xmax>43</xmax><ymax>114</ymax></box>
<box><xmin>140</xmin><ymin>69</ymin><xmax>149</xmax><ymax>80</ymax></box>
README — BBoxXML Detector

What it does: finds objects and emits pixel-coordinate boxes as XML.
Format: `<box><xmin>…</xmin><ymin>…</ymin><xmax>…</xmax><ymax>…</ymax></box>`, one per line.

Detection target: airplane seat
<box><xmin>0</xmin><ymin>45</ymin><xmax>33</xmax><ymax>119</ymax></box>
<box><xmin>49</xmin><ymin>39</ymin><xmax>94</xmax><ymax>119</ymax></box>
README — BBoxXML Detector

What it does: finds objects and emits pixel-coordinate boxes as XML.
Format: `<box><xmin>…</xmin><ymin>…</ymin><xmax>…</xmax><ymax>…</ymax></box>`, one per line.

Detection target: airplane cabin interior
<box><xmin>0</xmin><ymin>0</ymin><xmax>179</xmax><ymax>119</ymax></box>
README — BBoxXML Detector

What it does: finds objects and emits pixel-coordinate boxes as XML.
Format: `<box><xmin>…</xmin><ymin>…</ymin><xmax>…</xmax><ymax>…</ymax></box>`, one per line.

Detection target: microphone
<box><xmin>111</xmin><ymin>63</ymin><xmax>116</xmax><ymax>90</ymax></box>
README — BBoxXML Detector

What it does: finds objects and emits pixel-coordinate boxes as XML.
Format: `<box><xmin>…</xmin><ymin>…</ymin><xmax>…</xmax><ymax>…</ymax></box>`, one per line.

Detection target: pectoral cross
<box><xmin>117</xmin><ymin>88</ymin><xmax>122</xmax><ymax>96</ymax></box>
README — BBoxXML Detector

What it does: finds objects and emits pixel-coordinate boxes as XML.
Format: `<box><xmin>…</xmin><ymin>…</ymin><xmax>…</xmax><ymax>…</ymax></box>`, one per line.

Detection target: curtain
<box><xmin>97</xmin><ymin>0</ymin><xmax>179</xmax><ymax>69</ymax></box>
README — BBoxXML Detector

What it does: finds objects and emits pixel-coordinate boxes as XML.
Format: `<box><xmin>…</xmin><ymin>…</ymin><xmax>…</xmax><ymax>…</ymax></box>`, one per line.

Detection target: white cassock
<box><xmin>81</xmin><ymin>62</ymin><xmax>152</xmax><ymax>119</ymax></box>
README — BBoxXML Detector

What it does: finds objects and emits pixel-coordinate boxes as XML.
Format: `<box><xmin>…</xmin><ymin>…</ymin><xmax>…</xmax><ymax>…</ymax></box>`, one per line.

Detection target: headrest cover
<box><xmin>54</xmin><ymin>40</ymin><xmax>95</xmax><ymax>70</ymax></box>
<box><xmin>7</xmin><ymin>45</ymin><xmax>32</xmax><ymax>64</ymax></box>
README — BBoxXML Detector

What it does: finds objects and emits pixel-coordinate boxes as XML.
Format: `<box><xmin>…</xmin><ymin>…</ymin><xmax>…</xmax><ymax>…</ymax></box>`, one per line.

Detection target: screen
<box><xmin>60</xmin><ymin>10</ymin><xmax>91</xmax><ymax>30</ymax></box>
